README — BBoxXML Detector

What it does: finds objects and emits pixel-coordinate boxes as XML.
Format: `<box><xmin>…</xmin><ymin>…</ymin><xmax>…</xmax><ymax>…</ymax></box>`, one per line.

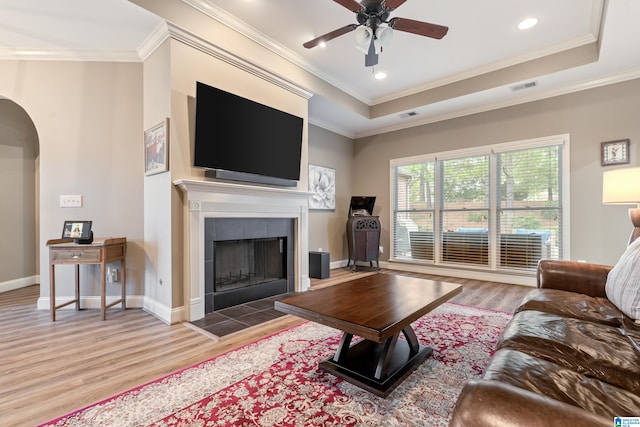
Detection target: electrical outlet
<box><xmin>106</xmin><ymin>267</ymin><xmax>119</xmax><ymax>283</ymax></box>
<box><xmin>60</xmin><ymin>195</ymin><xmax>82</xmax><ymax>207</ymax></box>
<box><xmin>379</xmin><ymin>245</ymin><xmax>384</xmax><ymax>254</ymax></box>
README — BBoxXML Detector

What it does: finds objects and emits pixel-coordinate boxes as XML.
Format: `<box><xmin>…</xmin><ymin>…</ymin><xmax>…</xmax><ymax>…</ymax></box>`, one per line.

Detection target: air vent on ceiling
<box><xmin>399</xmin><ymin>111</ymin><xmax>418</xmax><ymax>118</ymax></box>
<box><xmin>511</xmin><ymin>81</ymin><xmax>538</xmax><ymax>92</ymax></box>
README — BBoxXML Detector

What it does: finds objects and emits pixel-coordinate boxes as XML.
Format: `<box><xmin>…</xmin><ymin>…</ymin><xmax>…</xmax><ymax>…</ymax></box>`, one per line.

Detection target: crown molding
<box><xmin>137</xmin><ymin>21</ymin><xmax>171</xmax><ymax>61</ymax></box>
<box><xmin>354</xmin><ymin>67</ymin><xmax>640</xmax><ymax>139</ymax></box>
<box><xmin>181</xmin><ymin>0</ymin><xmax>371</xmax><ymax>104</ymax></box>
<box><xmin>0</xmin><ymin>47</ymin><xmax>142</xmax><ymax>62</ymax></box>
<box><xmin>308</xmin><ymin>117</ymin><xmax>355</xmax><ymax>140</ymax></box>
<box><xmin>166</xmin><ymin>22</ymin><xmax>313</xmax><ymax>100</ymax></box>
<box><xmin>371</xmin><ymin>34</ymin><xmax>599</xmax><ymax>106</ymax></box>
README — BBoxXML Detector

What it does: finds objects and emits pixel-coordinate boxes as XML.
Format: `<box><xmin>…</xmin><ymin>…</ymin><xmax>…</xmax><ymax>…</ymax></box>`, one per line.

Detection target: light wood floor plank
<box><xmin>0</xmin><ymin>269</ymin><xmax>530</xmax><ymax>426</ymax></box>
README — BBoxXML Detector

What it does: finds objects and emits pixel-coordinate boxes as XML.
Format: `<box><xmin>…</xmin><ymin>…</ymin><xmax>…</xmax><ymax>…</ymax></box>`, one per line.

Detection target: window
<box><xmin>496</xmin><ymin>146</ymin><xmax>562</xmax><ymax>268</ymax></box>
<box><xmin>391</xmin><ymin>135</ymin><xmax>568</xmax><ymax>272</ymax></box>
<box><xmin>440</xmin><ymin>155</ymin><xmax>490</xmax><ymax>265</ymax></box>
<box><xmin>393</xmin><ymin>161</ymin><xmax>435</xmax><ymax>261</ymax></box>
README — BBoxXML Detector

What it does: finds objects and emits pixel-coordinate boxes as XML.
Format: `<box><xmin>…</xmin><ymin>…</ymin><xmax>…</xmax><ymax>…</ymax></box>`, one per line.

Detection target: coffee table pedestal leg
<box><xmin>319</xmin><ymin>325</ymin><xmax>433</xmax><ymax>397</ymax></box>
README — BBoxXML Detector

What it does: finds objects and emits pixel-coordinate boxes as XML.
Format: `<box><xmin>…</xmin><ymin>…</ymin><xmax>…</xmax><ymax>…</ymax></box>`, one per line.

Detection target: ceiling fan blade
<box><xmin>333</xmin><ymin>0</ymin><xmax>365</xmax><ymax>12</ymax></box>
<box><xmin>303</xmin><ymin>24</ymin><xmax>358</xmax><ymax>48</ymax></box>
<box><xmin>384</xmin><ymin>0</ymin><xmax>407</xmax><ymax>11</ymax></box>
<box><xmin>389</xmin><ymin>17</ymin><xmax>449</xmax><ymax>39</ymax></box>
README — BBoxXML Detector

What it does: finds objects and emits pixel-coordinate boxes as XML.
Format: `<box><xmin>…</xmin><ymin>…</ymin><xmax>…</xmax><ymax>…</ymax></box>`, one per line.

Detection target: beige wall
<box><xmin>143</xmin><ymin>39</ymin><xmax>175</xmax><ymax>314</ymax></box>
<box><xmin>308</xmin><ymin>124</ymin><xmax>354</xmax><ymax>261</ymax></box>
<box><xmin>0</xmin><ymin>100</ymin><xmax>37</xmax><ymax>287</ymax></box>
<box><xmin>0</xmin><ymin>60</ymin><xmax>145</xmax><ymax>301</ymax></box>
<box><xmin>164</xmin><ymin>40</ymin><xmax>309</xmax><ymax>313</ymax></box>
<box><xmin>353</xmin><ymin>78</ymin><xmax>640</xmax><ymax>266</ymax></box>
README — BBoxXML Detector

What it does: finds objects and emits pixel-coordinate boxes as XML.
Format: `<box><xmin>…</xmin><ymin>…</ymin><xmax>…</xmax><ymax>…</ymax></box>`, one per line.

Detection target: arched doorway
<box><xmin>0</xmin><ymin>98</ymin><xmax>39</xmax><ymax>292</ymax></box>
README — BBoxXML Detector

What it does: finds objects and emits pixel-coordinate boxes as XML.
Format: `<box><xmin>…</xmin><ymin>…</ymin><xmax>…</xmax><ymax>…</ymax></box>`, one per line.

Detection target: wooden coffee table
<box><xmin>275</xmin><ymin>273</ymin><xmax>462</xmax><ymax>397</ymax></box>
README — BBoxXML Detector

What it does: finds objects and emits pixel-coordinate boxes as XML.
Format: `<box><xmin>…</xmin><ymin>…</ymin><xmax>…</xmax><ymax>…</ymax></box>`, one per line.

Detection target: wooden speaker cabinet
<box><xmin>346</xmin><ymin>196</ymin><xmax>380</xmax><ymax>271</ymax></box>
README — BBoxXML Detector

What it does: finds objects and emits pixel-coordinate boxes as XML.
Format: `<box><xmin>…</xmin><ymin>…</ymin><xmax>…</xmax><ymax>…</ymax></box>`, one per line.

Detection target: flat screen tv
<box><xmin>194</xmin><ymin>81</ymin><xmax>304</xmax><ymax>187</ymax></box>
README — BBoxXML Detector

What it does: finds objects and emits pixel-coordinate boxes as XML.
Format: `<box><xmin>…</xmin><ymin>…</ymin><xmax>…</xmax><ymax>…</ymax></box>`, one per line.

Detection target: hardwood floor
<box><xmin>0</xmin><ymin>268</ymin><xmax>530</xmax><ymax>426</ymax></box>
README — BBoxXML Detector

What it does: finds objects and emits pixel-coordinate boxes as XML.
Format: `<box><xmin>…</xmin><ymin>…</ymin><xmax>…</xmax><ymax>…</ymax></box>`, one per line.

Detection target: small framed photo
<box><xmin>145</xmin><ymin>118</ymin><xmax>169</xmax><ymax>176</ymax></box>
<box><xmin>601</xmin><ymin>139</ymin><xmax>630</xmax><ymax>166</ymax></box>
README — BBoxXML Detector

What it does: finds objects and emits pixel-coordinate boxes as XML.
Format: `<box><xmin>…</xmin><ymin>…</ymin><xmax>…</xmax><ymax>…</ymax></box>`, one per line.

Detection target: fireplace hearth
<box><xmin>205</xmin><ymin>218</ymin><xmax>294</xmax><ymax>312</ymax></box>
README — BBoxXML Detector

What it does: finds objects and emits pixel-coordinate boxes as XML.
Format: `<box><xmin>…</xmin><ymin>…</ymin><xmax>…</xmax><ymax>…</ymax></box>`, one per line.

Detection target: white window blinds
<box><xmin>391</xmin><ymin>135</ymin><xmax>566</xmax><ymax>272</ymax></box>
<box><xmin>497</xmin><ymin>145</ymin><xmax>562</xmax><ymax>269</ymax></box>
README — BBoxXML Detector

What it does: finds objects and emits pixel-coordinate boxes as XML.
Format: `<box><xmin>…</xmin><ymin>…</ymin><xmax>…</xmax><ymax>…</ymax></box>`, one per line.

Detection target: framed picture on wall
<box><xmin>145</xmin><ymin>118</ymin><xmax>169</xmax><ymax>176</ymax></box>
<box><xmin>601</xmin><ymin>138</ymin><xmax>630</xmax><ymax>166</ymax></box>
<box><xmin>309</xmin><ymin>164</ymin><xmax>336</xmax><ymax>210</ymax></box>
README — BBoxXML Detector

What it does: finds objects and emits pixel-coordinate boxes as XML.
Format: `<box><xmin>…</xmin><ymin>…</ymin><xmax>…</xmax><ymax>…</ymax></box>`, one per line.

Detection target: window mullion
<box><xmin>489</xmin><ymin>152</ymin><xmax>498</xmax><ymax>270</ymax></box>
<box><xmin>434</xmin><ymin>159</ymin><xmax>442</xmax><ymax>265</ymax></box>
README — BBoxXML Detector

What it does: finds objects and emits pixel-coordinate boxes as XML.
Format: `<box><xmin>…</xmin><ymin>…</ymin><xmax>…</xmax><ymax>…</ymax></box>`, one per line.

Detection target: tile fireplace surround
<box><xmin>174</xmin><ymin>179</ymin><xmax>312</xmax><ymax>322</ymax></box>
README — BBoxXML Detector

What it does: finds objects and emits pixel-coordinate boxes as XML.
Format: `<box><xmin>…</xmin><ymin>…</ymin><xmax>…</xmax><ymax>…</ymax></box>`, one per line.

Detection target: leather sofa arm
<box><xmin>449</xmin><ymin>380</ymin><xmax>610</xmax><ymax>427</ymax></box>
<box><xmin>536</xmin><ymin>260</ymin><xmax>612</xmax><ymax>298</ymax></box>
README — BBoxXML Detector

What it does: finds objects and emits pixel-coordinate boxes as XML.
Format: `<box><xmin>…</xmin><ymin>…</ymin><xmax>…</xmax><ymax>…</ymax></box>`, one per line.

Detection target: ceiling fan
<box><xmin>303</xmin><ymin>0</ymin><xmax>448</xmax><ymax>67</ymax></box>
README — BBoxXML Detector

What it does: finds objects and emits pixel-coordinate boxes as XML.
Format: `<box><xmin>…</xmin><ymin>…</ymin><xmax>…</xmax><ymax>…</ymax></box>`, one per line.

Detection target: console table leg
<box><xmin>74</xmin><ymin>264</ymin><xmax>80</xmax><ymax>311</ymax></box>
<box><xmin>50</xmin><ymin>264</ymin><xmax>56</xmax><ymax>321</ymax></box>
<box><xmin>100</xmin><ymin>262</ymin><xmax>106</xmax><ymax>321</ymax></box>
<box><xmin>121</xmin><ymin>258</ymin><xmax>126</xmax><ymax>310</ymax></box>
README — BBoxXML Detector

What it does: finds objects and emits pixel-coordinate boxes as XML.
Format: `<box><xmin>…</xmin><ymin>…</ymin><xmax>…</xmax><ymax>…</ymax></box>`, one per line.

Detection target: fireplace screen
<box><xmin>214</xmin><ymin>237</ymin><xmax>285</xmax><ymax>293</ymax></box>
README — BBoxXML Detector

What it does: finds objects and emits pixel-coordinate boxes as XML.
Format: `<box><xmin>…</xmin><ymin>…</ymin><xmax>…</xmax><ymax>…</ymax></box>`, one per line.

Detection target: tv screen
<box><xmin>61</xmin><ymin>220</ymin><xmax>92</xmax><ymax>240</ymax></box>
<box><xmin>194</xmin><ymin>82</ymin><xmax>304</xmax><ymax>184</ymax></box>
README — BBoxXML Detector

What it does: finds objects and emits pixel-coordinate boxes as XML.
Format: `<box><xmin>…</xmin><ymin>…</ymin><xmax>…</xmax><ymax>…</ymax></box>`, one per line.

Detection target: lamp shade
<box><xmin>602</xmin><ymin>166</ymin><xmax>640</xmax><ymax>204</ymax></box>
<box><xmin>355</xmin><ymin>26</ymin><xmax>373</xmax><ymax>54</ymax></box>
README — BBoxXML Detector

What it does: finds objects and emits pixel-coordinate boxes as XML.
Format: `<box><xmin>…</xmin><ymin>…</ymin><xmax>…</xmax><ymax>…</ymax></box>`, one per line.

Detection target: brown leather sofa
<box><xmin>450</xmin><ymin>260</ymin><xmax>640</xmax><ymax>426</ymax></box>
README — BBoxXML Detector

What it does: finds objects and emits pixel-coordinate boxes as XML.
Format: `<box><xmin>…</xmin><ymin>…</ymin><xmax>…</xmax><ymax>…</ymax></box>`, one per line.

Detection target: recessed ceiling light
<box><xmin>374</xmin><ymin>71</ymin><xmax>388</xmax><ymax>80</ymax></box>
<box><xmin>517</xmin><ymin>17</ymin><xmax>539</xmax><ymax>30</ymax></box>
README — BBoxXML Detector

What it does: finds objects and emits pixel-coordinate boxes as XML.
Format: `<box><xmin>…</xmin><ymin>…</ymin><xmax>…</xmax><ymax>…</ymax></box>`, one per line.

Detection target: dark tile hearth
<box><xmin>190</xmin><ymin>292</ymin><xmax>295</xmax><ymax>337</ymax></box>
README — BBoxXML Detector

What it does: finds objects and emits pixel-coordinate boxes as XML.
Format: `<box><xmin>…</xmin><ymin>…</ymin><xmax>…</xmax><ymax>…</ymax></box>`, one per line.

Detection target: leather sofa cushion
<box><xmin>496</xmin><ymin>310</ymin><xmax>640</xmax><ymax>394</ymax></box>
<box><xmin>516</xmin><ymin>288</ymin><xmax>637</xmax><ymax>329</ymax></box>
<box><xmin>483</xmin><ymin>349</ymin><xmax>640</xmax><ymax>419</ymax></box>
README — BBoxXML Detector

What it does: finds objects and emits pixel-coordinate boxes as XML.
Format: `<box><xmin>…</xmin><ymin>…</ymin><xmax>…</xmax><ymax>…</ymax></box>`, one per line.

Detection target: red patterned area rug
<box><xmin>40</xmin><ymin>303</ymin><xmax>511</xmax><ymax>427</ymax></box>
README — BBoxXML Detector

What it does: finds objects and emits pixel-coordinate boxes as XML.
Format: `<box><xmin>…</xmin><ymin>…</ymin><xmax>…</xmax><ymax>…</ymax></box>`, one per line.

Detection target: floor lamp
<box><xmin>603</xmin><ymin>166</ymin><xmax>640</xmax><ymax>246</ymax></box>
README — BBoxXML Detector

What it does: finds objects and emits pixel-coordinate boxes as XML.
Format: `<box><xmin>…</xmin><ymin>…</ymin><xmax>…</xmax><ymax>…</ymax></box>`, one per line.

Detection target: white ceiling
<box><xmin>1</xmin><ymin>0</ymin><xmax>639</xmax><ymax>138</ymax></box>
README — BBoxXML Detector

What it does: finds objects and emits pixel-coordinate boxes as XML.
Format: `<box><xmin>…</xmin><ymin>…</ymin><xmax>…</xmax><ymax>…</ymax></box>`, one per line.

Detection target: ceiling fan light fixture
<box><xmin>318</xmin><ymin>41</ymin><xmax>327</xmax><ymax>48</ymax></box>
<box><xmin>355</xmin><ymin>26</ymin><xmax>373</xmax><ymax>54</ymax></box>
<box><xmin>374</xmin><ymin>71</ymin><xmax>388</xmax><ymax>80</ymax></box>
<box><xmin>374</xmin><ymin>26</ymin><xmax>393</xmax><ymax>53</ymax></box>
<box><xmin>517</xmin><ymin>17</ymin><xmax>539</xmax><ymax>30</ymax></box>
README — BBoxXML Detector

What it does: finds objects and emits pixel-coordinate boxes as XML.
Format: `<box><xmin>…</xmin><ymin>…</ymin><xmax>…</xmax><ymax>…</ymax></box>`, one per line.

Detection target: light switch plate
<box><xmin>60</xmin><ymin>195</ymin><xmax>82</xmax><ymax>207</ymax></box>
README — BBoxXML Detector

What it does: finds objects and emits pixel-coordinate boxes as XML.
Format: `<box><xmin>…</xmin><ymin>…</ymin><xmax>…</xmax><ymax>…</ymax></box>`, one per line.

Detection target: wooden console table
<box><xmin>47</xmin><ymin>237</ymin><xmax>126</xmax><ymax>321</ymax></box>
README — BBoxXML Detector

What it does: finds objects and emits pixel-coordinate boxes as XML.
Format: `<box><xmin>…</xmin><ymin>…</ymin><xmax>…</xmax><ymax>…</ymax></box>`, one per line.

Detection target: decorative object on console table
<box><xmin>346</xmin><ymin>196</ymin><xmax>380</xmax><ymax>271</ymax></box>
<box><xmin>601</xmin><ymin>138</ymin><xmax>629</xmax><ymax>166</ymax></box>
<box><xmin>309</xmin><ymin>251</ymin><xmax>330</xmax><ymax>279</ymax></box>
<box><xmin>145</xmin><ymin>118</ymin><xmax>169</xmax><ymax>176</ymax></box>
<box><xmin>309</xmin><ymin>164</ymin><xmax>336</xmax><ymax>210</ymax></box>
<box><xmin>603</xmin><ymin>166</ymin><xmax>640</xmax><ymax>245</ymax></box>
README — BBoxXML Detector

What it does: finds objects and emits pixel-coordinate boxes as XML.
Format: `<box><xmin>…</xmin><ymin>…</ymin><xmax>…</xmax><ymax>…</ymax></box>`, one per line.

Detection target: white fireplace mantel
<box><xmin>174</xmin><ymin>179</ymin><xmax>312</xmax><ymax>321</ymax></box>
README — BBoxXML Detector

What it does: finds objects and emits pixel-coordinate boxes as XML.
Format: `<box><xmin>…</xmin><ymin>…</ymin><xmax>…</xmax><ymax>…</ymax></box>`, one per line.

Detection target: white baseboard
<box><xmin>35</xmin><ymin>295</ymin><xmax>185</xmax><ymax>325</ymax></box>
<box><xmin>36</xmin><ymin>295</ymin><xmax>145</xmax><ymax>310</ymax></box>
<box><xmin>142</xmin><ymin>296</ymin><xmax>185</xmax><ymax>325</ymax></box>
<box><xmin>1</xmin><ymin>275</ymin><xmax>39</xmax><ymax>293</ymax></box>
<box><xmin>330</xmin><ymin>259</ymin><xmax>536</xmax><ymax>287</ymax></box>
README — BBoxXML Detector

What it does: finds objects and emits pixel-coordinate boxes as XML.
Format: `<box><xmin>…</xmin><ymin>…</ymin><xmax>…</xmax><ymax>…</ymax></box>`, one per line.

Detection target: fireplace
<box><xmin>205</xmin><ymin>218</ymin><xmax>294</xmax><ymax>312</ymax></box>
<box><xmin>174</xmin><ymin>179</ymin><xmax>311</xmax><ymax>323</ymax></box>
<box><xmin>214</xmin><ymin>238</ymin><xmax>284</xmax><ymax>292</ymax></box>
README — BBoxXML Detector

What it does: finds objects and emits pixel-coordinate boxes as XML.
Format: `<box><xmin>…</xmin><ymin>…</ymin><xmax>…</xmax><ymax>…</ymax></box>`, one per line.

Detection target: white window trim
<box><xmin>388</xmin><ymin>134</ymin><xmax>571</xmax><ymax>285</ymax></box>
